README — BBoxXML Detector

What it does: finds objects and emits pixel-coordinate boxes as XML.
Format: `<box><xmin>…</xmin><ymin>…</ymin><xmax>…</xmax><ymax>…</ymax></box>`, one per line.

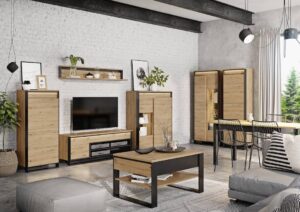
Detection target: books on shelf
<box><xmin>130</xmin><ymin>173</ymin><xmax>173</xmax><ymax>184</ymax></box>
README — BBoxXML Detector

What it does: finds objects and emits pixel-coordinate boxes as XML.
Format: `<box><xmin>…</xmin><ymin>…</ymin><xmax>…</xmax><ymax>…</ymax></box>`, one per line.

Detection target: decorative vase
<box><xmin>148</xmin><ymin>84</ymin><xmax>158</xmax><ymax>91</ymax></box>
<box><xmin>0</xmin><ymin>150</ymin><xmax>18</xmax><ymax>177</ymax></box>
<box><xmin>22</xmin><ymin>84</ymin><xmax>31</xmax><ymax>90</ymax></box>
<box><xmin>69</xmin><ymin>66</ymin><xmax>77</xmax><ymax>77</ymax></box>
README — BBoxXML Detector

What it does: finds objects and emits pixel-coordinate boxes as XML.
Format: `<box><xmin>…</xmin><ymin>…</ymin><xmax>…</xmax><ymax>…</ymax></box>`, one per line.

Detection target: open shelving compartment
<box><xmin>58</xmin><ymin>66</ymin><xmax>128</xmax><ymax>81</ymax></box>
<box><xmin>139</xmin><ymin>113</ymin><xmax>154</xmax><ymax>149</ymax></box>
<box><xmin>116</xmin><ymin>171</ymin><xmax>198</xmax><ymax>189</ymax></box>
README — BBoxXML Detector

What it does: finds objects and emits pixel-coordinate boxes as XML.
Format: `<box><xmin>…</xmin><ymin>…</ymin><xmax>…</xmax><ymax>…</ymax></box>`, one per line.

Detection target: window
<box><xmin>281</xmin><ymin>36</ymin><xmax>300</xmax><ymax>122</ymax></box>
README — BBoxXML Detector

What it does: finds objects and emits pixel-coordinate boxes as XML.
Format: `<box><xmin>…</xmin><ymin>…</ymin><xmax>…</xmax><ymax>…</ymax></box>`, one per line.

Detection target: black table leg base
<box><xmin>117</xmin><ymin>194</ymin><xmax>156</xmax><ymax>208</ymax></box>
<box><xmin>168</xmin><ymin>184</ymin><xmax>202</xmax><ymax>193</ymax></box>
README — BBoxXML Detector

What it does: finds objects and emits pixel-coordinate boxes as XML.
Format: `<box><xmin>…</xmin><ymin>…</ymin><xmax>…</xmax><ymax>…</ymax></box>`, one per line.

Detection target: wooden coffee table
<box><xmin>113</xmin><ymin>149</ymin><xmax>204</xmax><ymax>208</ymax></box>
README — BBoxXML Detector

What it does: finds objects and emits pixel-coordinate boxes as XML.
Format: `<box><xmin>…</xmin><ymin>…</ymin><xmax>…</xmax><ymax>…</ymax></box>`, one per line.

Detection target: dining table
<box><xmin>212</xmin><ymin>120</ymin><xmax>300</xmax><ymax>166</ymax></box>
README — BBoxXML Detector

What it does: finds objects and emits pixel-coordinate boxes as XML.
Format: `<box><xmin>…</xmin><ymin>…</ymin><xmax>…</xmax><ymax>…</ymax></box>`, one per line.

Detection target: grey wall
<box><xmin>0</xmin><ymin>0</ymin><xmax>199</xmax><ymax>149</ymax></box>
<box><xmin>199</xmin><ymin>6</ymin><xmax>300</xmax><ymax>118</ymax></box>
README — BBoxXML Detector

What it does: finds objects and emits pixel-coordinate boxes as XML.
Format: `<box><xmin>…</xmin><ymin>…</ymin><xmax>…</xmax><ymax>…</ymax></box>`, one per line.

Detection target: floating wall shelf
<box><xmin>58</xmin><ymin>66</ymin><xmax>128</xmax><ymax>81</ymax></box>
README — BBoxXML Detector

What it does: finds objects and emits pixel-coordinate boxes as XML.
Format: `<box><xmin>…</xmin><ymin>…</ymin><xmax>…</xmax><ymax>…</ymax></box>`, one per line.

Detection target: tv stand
<box><xmin>59</xmin><ymin>129</ymin><xmax>132</xmax><ymax>165</ymax></box>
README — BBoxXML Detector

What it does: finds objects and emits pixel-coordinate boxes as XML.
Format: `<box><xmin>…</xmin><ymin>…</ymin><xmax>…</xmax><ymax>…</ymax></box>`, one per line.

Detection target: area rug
<box><xmin>93</xmin><ymin>178</ymin><xmax>250</xmax><ymax>212</ymax></box>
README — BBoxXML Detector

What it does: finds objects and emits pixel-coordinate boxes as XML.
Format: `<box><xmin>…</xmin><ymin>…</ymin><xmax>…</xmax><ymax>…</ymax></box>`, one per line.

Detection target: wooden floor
<box><xmin>0</xmin><ymin>144</ymin><xmax>260</xmax><ymax>211</ymax></box>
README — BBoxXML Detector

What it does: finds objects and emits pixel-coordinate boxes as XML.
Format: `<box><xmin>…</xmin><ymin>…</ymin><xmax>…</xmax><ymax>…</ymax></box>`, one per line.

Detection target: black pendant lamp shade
<box><xmin>7</xmin><ymin>62</ymin><xmax>18</xmax><ymax>73</ymax></box>
<box><xmin>239</xmin><ymin>28</ymin><xmax>255</xmax><ymax>44</ymax></box>
<box><xmin>284</xmin><ymin>28</ymin><xmax>298</xmax><ymax>40</ymax></box>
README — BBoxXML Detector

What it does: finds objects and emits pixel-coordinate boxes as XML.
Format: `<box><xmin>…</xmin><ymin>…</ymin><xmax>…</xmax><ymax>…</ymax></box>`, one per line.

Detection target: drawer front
<box><xmin>114</xmin><ymin>158</ymin><xmax>151</xmax><ymax>177</ymax></box>
<box><xmin>72</xmin><ymin>132</ymin><xmax>131</xmax><ymax>143</ymax></box>
<box><xmin>71</xmin><ymin>132</ymin><xmax>131</xmax><ymax>160</ymax></box>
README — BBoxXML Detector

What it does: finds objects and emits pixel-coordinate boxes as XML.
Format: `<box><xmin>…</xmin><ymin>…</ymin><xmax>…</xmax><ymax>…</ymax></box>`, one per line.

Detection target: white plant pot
<box><xmin>150</xmin><ymin>84</ymin><xmax>158</xmax><ymax>91</ymax></box>
<box><xmin>22</xmin><ymin>84</ymin><xmax>31</xmax><ymax>90</ymax></box>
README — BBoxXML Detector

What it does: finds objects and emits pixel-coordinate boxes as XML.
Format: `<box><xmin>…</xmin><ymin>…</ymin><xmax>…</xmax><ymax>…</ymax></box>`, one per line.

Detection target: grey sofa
<box><xmin>228</xmin><ymin>139</ymin><xmax>300</xmax><ymax>211</ymax></box>
<box><xmin>228</xmin><ymin>167</ymin><xmax>299</xmax><ymax>203</ymax></box>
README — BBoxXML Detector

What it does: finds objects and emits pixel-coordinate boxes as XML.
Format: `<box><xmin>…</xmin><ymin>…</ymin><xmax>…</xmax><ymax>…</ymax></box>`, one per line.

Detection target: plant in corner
<box><xmin>65</xmin><ymin>54</ymin><xmax>85</xmax><ymax>77</ymax></box>
<box><xmin>141</xmin><ymin>67</ymin><xmax>169</xmax><ymax>91</ymax></box>
<box><xmin>0</xmin><ymin>92</ymin><xmax>19</xmax><ymax>177</ymax></box>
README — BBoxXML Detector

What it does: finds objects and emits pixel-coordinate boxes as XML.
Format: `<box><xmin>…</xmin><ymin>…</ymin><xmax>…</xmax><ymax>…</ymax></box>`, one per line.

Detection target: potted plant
<box><xmin>141</xmin><ymin>67</ymin><xmax>169</xmax><ymax>91</ymax></box>
<box><xmin>0</xmin><ymin>92</ymin><xmax>19</xmax><ymax>177</ymax></box>
<box><xmin>65</xmin><ymin>54</ymin><xmax>84</xmax><ymax>77</ymax></box>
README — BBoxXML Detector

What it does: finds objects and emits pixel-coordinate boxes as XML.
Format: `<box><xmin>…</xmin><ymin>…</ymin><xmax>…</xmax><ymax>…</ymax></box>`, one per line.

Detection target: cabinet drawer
<box><xmin>71</xmin><ymin>132</ymin><xmax>131</xmax><ymax>143</ymax></box>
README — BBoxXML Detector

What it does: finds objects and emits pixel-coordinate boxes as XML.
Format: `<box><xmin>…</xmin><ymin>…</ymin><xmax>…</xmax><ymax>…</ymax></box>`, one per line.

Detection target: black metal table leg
<box><xmin>232</xmin><ymin>130</ymin><xmax>237</xmax><ymax>161</ymax></box>
<box><xmin>113</xmin><ymin>169</ymin><xmax>120</xmax><ymax>197</ymax></box>
<box><xmin>294</xmin><ymin>129</ymin><xmax>299</xmax><ymax>135</ymax></box>
<box><xmin>151</xmin><ymin>171</ymin><xmax>158</xmax><ymax>208</ymax></box>
<box><xmin>198</xmin><ymin>153</ymin><xmax>204</xmax><ymax>193</ymax></box>
<box><xmin>213</xmin><ymin>124</ymin><xmax>218</xmax><ymax>166</ymax></box>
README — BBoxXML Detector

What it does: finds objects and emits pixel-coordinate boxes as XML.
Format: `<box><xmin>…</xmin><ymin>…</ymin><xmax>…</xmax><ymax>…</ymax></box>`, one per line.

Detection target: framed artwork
<box><xmin>36</xmin><ymin>75</ymin><xmax>47</xmax><ymax>90</ymax></box>
<box><xmin>131</xmin><ymin>60</ymin><xmax>149</xmax><ymax>91</ymax></box>
<box><xmin>21</xmin><ymin>61</ymin><xmax>42</xmax><ymax>90</ymax></box>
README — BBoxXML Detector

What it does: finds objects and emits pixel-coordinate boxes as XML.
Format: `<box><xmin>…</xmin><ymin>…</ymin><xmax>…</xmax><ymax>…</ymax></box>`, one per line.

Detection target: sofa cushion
<box><xmin>229</xmin><ymin>167</ymin><xmax>298</xmax><ymax>197</ymax></box>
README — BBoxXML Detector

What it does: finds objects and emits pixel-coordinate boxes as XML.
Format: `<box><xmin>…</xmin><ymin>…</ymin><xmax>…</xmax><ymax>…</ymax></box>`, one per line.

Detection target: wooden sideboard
<box><xmin>59</xmin><ymin>129</ymin><xmax>132</xmax><ymax>165</ymax></box>
<box><xmin>17</xmin><ymin>90</ymin><xmax>59</xmax><ymax>172</ymax></box>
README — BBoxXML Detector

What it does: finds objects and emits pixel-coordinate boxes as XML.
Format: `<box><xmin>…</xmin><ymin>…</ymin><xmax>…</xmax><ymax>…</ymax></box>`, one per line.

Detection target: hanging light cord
<box><xmin>5</xmin><ymin>0</ymin><xmax>16</xmax><ymax>93</ymax></box>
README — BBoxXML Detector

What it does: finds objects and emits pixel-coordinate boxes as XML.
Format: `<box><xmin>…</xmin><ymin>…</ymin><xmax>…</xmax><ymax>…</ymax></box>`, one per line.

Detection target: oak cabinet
<box><xmin>194</xmin><ymin>69</ymin><xmax>253</xmax><ymax>143</ymax></box>
<box><xmin>126</xmin><ymin>91</ymin><xmax>172</xmax><ymax>149</ymax></box>
<box><xmin>17</xmin><ymin>90</ymin><xmax>59</xmax><ymax>172</ymax></box>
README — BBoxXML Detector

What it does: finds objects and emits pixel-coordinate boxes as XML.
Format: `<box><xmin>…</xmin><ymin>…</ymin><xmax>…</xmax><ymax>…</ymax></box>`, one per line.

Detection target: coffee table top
<box><xmin>113</xmin><ymin>149</ymin><xmax>203</xmax><ymax>163</ymax></box>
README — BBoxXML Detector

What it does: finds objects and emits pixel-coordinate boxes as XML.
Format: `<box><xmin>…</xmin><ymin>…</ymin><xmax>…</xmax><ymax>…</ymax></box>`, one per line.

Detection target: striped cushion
<box><xmin>263</xmin><ymin>132</ymin><xmax>293</xmax><ymax>172</ymax></box>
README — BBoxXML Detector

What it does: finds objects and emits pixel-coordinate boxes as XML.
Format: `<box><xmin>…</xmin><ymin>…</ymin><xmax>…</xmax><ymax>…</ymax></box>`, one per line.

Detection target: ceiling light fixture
<box><xmin>5</xmin><ymin>0</ymin><xmax>18</xmax><ymax>93</ymax></box>
<box><xmin>239</xmin><ymin>0</ymin><xmax>254</xmax><ymax>44</ymax></box>
<box><xmin>281</xmin><ymin>0</ymin><xmax>300</xmax><ymax>56</ymax></box>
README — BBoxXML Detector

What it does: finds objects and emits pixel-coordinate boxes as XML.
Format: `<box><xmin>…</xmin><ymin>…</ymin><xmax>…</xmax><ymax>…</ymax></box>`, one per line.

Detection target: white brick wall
<box><xmin>0</xmin><ymin>0</ymin><xmax>199</xmax><ymax>149</ymax></box>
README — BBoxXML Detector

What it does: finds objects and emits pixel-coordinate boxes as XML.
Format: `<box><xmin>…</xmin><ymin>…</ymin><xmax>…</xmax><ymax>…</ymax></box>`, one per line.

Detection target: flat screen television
<box><xmin>72</xmin><ymin>97</ymin><xmax>118</xmax><ymax>131</ymax></box>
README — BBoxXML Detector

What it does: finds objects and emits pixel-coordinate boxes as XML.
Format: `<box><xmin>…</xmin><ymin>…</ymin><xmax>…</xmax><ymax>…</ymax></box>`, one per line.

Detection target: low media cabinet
<box><xmin>59</xmin><ymin>129</ymin><xmax>132</xmax><ymax>165</ymax></box>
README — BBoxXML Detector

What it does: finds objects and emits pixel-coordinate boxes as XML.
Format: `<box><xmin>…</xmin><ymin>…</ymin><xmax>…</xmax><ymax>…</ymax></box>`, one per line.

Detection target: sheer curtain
<box><xmin>258</xmin><ymin>28</ymin><xmax>282</xmax><ymax>121</ymax></box>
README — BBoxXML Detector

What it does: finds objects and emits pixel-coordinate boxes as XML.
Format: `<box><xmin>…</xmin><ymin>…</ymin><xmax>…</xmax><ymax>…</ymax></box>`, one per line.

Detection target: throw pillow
<box><xmin>258</xmin><ymin>188</ymin><xmax>300</xmax><ymax>212</ymax></box>
<box><xmin>263</xmin><ymin>131</ymin><xmax>300</xmax><ymax>173</ymax></box>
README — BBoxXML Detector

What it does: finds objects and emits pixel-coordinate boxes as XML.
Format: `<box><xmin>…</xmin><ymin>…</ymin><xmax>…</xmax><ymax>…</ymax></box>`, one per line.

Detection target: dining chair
<box><xmin>266</xmin><ymin>114</ymin><xmax>286</xmax><ymax>122</ymax></box>
<box><xmin>248</xmin><ymin>120</ymin><xmax>280</xmax><ymax>169</ymax></box>
<box><xmin>215</xmin><ymin>119</ymin><xmax>252</xmax><ymax>171</ymax></box>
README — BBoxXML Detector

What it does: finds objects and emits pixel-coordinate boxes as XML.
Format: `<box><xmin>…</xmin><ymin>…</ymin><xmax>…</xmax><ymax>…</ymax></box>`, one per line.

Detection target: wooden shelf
<box><xmin>58</xmin><ymin>66</ymin><xmax>128</xmax><ymax>81</ymax></box>
<box><xmin>117</xmin><ymin>171</ymin><xmax>197</xmax><ymax>189</ymax></box>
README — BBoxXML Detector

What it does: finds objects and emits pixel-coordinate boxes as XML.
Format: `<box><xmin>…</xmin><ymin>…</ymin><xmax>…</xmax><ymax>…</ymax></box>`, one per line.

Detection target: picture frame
<box><xmin>21</xmin><ymin>61</ymin><xmax>42</xmax><ymax>90</ymax></box>
<box><xmin>131</xmin><ymin>60</ymin><xmax>149</xmax><ymax>91</ymax></box>
<box><xmin>36</xmin><ymin>75</ymin><xmax>47</xmax><ymax>90</ymax></box>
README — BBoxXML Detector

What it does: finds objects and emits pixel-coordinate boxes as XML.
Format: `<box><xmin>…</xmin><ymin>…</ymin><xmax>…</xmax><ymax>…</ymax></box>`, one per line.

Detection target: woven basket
<box><xmin>0</xmin><ymin>150</ymin><xmax>18</xmax><ymax>177</ymax></box>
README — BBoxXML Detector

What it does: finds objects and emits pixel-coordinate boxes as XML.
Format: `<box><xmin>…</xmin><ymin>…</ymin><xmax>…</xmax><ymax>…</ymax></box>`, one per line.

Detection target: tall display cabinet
<box><xmin>126</xmin><ymin>91</ymin><xmax>172</xmax><ymax>149</ymax></box>
<box><xmin>17</xmin><ymin>90</ymin><xmax>59</xmax><ymax>172</ymax></box>
<box><xmin>193</xmin><ymin>68</ymin><xmax>253</xmax><ymax>143</ymax></box>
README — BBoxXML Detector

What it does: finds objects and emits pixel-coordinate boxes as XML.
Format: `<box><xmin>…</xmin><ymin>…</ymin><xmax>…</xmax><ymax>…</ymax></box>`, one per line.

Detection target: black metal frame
<box><xmin>64</xmin><ymin>137</ymin><xmax>132</xmax><ymax>165</ymax></box>
<box><xmin>113</xmin><ymin>153</ymin><xmax>204</xmax><ymax>208</ymax></box>
<box><xmin>22</xmin><ymin>90</ymin><xmax>60</xmax><ymax>173</ymax></box>
<box><xmin>20</xmin><ymin>61</ymin><xmax>42</xmax><ymax>85</ymax></box>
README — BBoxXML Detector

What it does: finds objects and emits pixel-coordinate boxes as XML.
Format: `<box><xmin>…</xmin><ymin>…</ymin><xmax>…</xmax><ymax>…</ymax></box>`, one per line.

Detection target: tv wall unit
<box><xmin>59</xmin><ymin>129</ymin><xmax>132</xmax><ymax>165</ymax></box>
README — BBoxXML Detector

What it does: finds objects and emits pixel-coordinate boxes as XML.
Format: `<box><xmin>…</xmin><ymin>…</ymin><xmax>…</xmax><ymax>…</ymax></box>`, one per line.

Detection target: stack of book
<box><xmin>130</xmin><ymin>174</ymin><xmax>173</xmax><ymax>184</ymax></box>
